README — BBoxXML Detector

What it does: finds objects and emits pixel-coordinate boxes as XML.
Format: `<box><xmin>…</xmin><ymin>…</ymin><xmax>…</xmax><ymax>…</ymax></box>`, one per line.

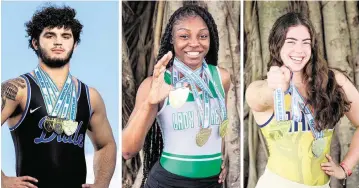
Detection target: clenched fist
<box><xmin>267</xmin><ymin>66</ymin><xmax>291</xmax><ymax>91</ymax></box>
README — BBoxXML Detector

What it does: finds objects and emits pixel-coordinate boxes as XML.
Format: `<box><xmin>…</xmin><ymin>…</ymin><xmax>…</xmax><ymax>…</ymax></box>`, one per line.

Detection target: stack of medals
<box><xmin>169</xmin><ymin>58</ymin><xmax>228</xmax><ymax>147</ymax></box>
<box><xmin>274</xmin><ymin>77</ymin><xmax>325</xmax><ymax>158</ymax></box>
<box><xmin>34</xmin><ymin>66</ymin><xmax>78</xmax><ymax>136</ymax></box>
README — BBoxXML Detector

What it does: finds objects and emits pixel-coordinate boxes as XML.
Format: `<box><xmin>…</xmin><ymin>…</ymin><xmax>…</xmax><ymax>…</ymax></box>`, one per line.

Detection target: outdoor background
<box><xmin>243</xmin><ymin>1</ymin><xmax>359</xmax><ymax>188</ymax></box>
<box><xmin>122</xmin><ymin>1</ymin><xmax>240</xmax><ymax>188</ymax></box>
<box><xmin>1</xmin><ymin>1</ymin><xmax>120</xmax><ymax>187</ymax></box>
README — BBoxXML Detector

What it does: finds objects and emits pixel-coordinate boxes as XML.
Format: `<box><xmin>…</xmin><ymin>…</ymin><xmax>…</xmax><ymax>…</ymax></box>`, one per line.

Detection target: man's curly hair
<box><xmin>25</xmin><ymin>5</ymin><xmax>83</xmax><ymax>53</ymax></box>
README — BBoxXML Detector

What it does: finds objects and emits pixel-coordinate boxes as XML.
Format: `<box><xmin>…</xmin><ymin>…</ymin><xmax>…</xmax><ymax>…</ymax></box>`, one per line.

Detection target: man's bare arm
<box><xmin>1</xmin><ymin>77</ymin><xmax>26</xmax><ymax>124</ymax></box>
<box><xmin>85</xmin><ymin>88</ymin><xmax>116</xmax><ymax>188</ymax></box>
<box><xmin>1</xmin><ymin>77</ymin><xmax>39</xmax><ymax>188</ymax></box>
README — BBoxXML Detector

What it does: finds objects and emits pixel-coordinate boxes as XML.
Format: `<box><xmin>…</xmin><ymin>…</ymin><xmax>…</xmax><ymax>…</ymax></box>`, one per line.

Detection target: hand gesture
<box><xmin>147</xmin><ymin>51</ymin><xmax>173</xmax><ymax>105</ymax></box>
<box><xmin>321</xmin><ymin>154</ymin><xmax>346</xmax><ymax>179</ymax></box>
<box><xmin>267</xmin><ymin>66</ymin><xmax>291</xmax><ymax>91</ymax></box>
<box><xmin>2</xmin><ymin>175</ymin><xmax>38</xmax><ymax>188</ymax></box>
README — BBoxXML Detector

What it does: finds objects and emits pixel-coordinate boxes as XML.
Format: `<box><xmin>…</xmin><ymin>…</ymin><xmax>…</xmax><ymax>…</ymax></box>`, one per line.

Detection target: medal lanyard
<box><xmin>34</xmin><ymin>67</ymin><xmax>77</xmax><ymax>120</ymax></box>
<box><xmin>172</xmin><ymin>58</ymin><xmax>228</xmax><ymax>127</ymax></box>
<box><xmin>202</xmin><ymin>62</ymin><xmax>227</xmax><ymax>121</ymax></box>
<box><xmin>60</xmin><ymin>83</ymin><xmax>77</xmax><ymax>121</ymax></box>
<box><xmin>274</xmin><ymin>73</ymin><xmax>323</xmax><ymax>140</ymax></box>
<box><xmin>293</xmin><ymin>86</ymin><xmax>324</xmax><ymax>139</ymax></box>
<box><xmin>173</xmin><ymin>58</ymin><xmax>210</xmax><ymax>128</ymax></box>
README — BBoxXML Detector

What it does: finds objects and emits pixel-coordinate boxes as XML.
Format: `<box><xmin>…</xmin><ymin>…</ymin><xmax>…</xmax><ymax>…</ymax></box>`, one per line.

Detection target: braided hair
<box><xmin>141</xmin><ymin>4</ymin><xmax>219</xmax><ymax>187</ymax></box>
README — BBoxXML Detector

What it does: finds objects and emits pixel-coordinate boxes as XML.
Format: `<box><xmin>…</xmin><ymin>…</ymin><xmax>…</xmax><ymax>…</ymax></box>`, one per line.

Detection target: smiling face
<box><xmin>280</xmin><ymin>25</ymin><xmax>312</xmax><ymax>72</ymax></box>
<box><xmin>33</xmin><ymin>26</ymin><xmax>76</xmax><ymax>68</ymax></box>
<box><xmin>172</xmin><ymin>15</ymin><xmax>210</xmax><ymax>70</ymax></box>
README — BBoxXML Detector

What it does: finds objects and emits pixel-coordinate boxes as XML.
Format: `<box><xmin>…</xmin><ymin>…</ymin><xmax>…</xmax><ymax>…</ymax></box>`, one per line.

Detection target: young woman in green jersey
<box><xmin>123</xmin><ymin>5</ymin><xmax>230</xmax><ymax>188</ymax></box>
<box><xmin>246</xmin><ymin>12</ymin><xmax>359</xmax><ymax>188</ymax></box>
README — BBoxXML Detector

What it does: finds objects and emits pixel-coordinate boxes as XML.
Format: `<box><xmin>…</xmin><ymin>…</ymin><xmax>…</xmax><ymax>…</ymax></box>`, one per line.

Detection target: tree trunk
<box><xmin>307</xmin><ymin>1</ymin><xmax>325</xmax><ymax>57</ymax></box>
<box><xmin>135</xmin><ymin>2</ymin><xmax>153</xmax><ymax>85</ymax></box>
<box><xmin>244</xmin><ymin>1</ymin><xmax>266</xmax><ymax>188</ymax></box>
<box><xmin>345</xmin><ymin>1</ymin><xmax>359</xmax><ymax>90</ymax></box>
<box><xmin>161</xmin><ymin>1</ymin><xmax>183</xmax><ymax>36</ymax></box>
<box><xmin>322</xmin><ymin>2</ymin><xmax>358</xmax><ymax>187</ymax></box>
<box><xmin>323</xmin><ymin>1</ymin><xmax>352</xmax><ymax>78</ymax></box>
<box><xmin>153</xmin><ymin>1</ymin><xmax>165</xmax><ymax>59</ymax></box>
<box><xmin>226</xmin><ymin>2</ymin><xmax>241</xmax><ymax>187</ymax></box>
<box><xmin>330</xmin><ymin>130</ymin><xmax>344</xmax><ymax>188</ymax></box>
<box><xmin>208</xmin><ymin>2</ymin><xmax>233</xmax><ymax>69</ymax></box>
<box><xmin>257</xmin><ymin>1</ymin><xmax>289</xmax><ymax>74</ymax></box>
<box><xmin>355</xmin><ymin>54</ymin><xmax>359</xmax><ymax>90</ymax></box>
<box><xmin>122</xmin><ymin>33</ymin><xmax>140</xmax><ymax>188</ymax></box>
<box><xmin>207</xmin><ymin>2</ymin><xmax>241</xmax><ymax>187</ymax></box>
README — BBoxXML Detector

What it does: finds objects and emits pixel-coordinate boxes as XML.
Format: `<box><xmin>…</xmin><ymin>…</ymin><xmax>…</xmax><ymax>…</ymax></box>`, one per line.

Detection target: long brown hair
<box><xmin>141</xmin><ymin>4</ymin><xmax>219</xmax><ymax>187</ymax></box>
<box><xmin>267</xmin><ymin>12</ymin><xmax>351</xmax><ymax>130</ymax></box>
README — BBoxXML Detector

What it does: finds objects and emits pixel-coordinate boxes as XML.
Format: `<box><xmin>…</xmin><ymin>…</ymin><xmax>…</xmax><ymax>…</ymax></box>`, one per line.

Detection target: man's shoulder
<box><xmin>1</xmin><ymin>76</ymin><xmax>28</xmax><ymax>102</ymax></box>
<box><xmin>86</xmin><ymin>86</ymin><xmax>102</xmax><ymax>104</ymax></box>
<box><xmin>1</xmin><ymin>76</ymin><xmax>28</xmax><ymax>90</ymax></box>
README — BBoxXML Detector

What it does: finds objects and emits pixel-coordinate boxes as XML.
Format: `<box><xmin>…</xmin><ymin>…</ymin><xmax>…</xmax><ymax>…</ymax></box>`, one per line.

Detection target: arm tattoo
<box><xmin>1</xmin><ymin>78</ymin><xmax>26</xmax><ymax>111</ymax></box>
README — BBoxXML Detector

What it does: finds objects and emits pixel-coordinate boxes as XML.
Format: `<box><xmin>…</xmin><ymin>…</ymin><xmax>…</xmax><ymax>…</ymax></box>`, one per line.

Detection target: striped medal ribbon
<box><xmin>34</xmin><ymin>66</ymin><xmax>78</xmax><ymax>136</ymax></box>
<box><xmin>293</xmin><ymin>86</ymin><xmax>325</xmax><ymax>158</ymax></box>
<box><xmin>172</xmin><ymin>58</ymin><xmax>228</xmax><ymax>146</ymax></box>
<box><xmin>274</xmin><ymin>74</ymin><xmax>325</xmax><ymax>158</ymax></box>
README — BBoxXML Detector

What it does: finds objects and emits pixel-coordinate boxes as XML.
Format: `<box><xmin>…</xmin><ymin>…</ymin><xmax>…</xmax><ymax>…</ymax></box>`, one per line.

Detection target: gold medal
<box><xmin>62</xmin><ymin>120</ymin><xmax>79</xmax><ymax>136</ymax></box>
<box><xmin>196</xmin><ymin>128</ymin><xmax>212</xmax><ymax>147</ymax></box>
<box><xmin>219</xmin><ymin>119</ymin><xmax>229</xmax><ymax>137</ymax></box>
<box><xmin>169</xmin><ymin>87</ymin><xmax>189</xmax><ymax>109</ymax></box>
<box><xmin>312</xmin><ymin>138</ymin><xmax>325</xmax><ymax>158</ymax></box>
<box><xmin>44</xmin><ymin>116</ymin><xmax>55</xmax><ymax>132</ymax></box>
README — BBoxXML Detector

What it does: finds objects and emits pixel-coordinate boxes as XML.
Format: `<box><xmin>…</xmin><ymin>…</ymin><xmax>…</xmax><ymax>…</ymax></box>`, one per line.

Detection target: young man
<box><xmin>1</xmin><ymin>5</ymin><xmax>116</xmax><ymax>188</ymax></box>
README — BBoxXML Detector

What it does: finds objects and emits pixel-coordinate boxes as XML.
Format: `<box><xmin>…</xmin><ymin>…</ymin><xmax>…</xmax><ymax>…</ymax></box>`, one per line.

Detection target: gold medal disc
<box><xmin>44</xmin><ymin>116</ymin><xmax>55</xmax><ymax>132</ymax></box>
<box><xmin>196</xmin><ymin>128</ymin><xmax>212</xmax><ymax>147</ymax></box>
<box><xmin>219</xmin><ymin>119</ymin><xmax>229</xmax><ymax>137</ymax></box>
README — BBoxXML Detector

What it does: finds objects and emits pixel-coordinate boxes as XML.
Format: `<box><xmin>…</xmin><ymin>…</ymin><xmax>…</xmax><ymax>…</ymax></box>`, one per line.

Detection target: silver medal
<box><xmin>169</xmin><ymin>87</ymin><xmax>189</xmax><ymax>109</ymax></box>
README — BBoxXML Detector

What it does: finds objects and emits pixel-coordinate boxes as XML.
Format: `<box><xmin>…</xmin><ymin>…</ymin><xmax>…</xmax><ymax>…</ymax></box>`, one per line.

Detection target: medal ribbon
<box><xmin>274</xmin><ymin>76</ymin><xmax>323</xmax><ymax>140</ymax></box>
<box><xmin>34</xmin><ymin>66</ymin><xmax>77</xmax><ymax>121</ymax></box>
<box><xmin>173</xmin><ymin>59</ymin><xmax>210</xmax><ymax>128</ymax></box>
<box><xmin>201</xmin><ymin>61</ymin><xmax>227</xmax><ymax>122</ymax></box>
<box><xmin>274</xmin><ymin>88</ymin><xmax>286</xmax><ymax>121</ymax></box>
<box><xmin>292</xmin><ymin>86</ymin><xmax>324</xmax><ymax>139</ymax></box>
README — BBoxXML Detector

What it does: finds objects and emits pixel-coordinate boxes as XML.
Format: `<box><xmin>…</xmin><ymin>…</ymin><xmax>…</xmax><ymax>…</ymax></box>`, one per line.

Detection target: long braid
<box><xmin>142</xmin><ymin>4</ymin><xmax>219</xmax><ymax>186</ymax></box>
<box><xmin>140</xmin><ymin>128</ymin><xmax>151</xmax><ymax>187</ymax></box>
<box><xmin>141</xmin><ymin>121</ymin><xmax>163</xmax><ymax>188</ymax></box>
